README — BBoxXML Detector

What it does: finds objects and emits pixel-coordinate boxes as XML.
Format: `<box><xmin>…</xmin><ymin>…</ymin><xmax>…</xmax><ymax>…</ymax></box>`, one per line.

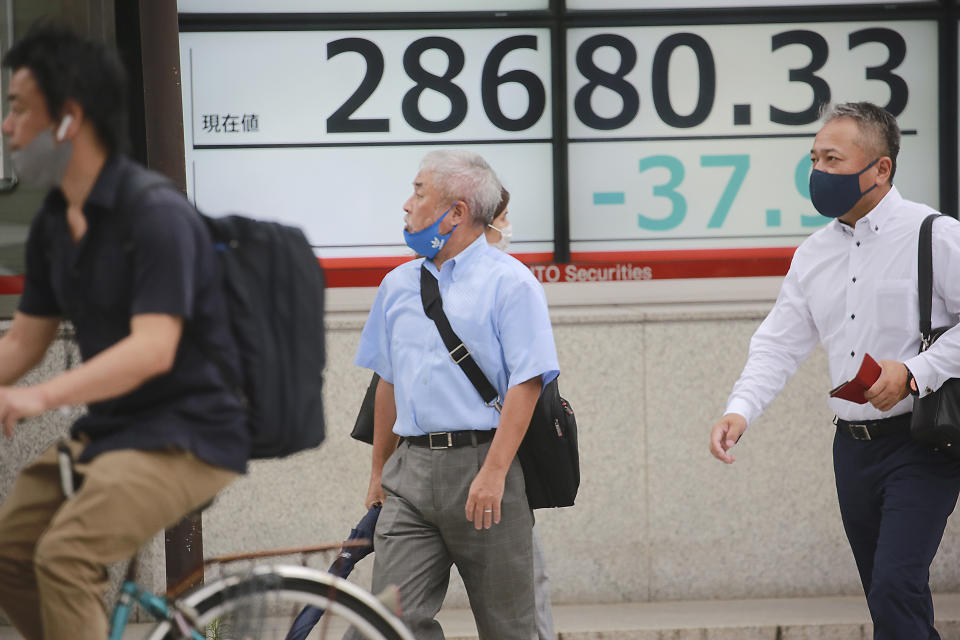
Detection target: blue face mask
<box><xmin>809</xmin><ymin>158</ymin><xmax>880</xmax><ymax>218</ymax></box>
<box><xmin>403</xmin><ymin>206</ymin><xmax>456</xmax><ymax>259</ymax></box>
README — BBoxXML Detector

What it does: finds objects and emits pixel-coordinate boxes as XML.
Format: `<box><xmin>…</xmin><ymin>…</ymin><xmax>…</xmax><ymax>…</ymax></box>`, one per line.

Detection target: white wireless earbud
<box><xmin>55</xmin><ymin>114</ymin><xmax>74</xmax><ymax>142</ymax></box>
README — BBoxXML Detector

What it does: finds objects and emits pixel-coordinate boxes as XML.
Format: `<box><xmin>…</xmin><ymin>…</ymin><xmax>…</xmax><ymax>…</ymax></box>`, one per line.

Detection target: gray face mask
<box><xmin>11</xmin><ymin>122</ymin><xmax>73</xmax><ymax>190</ymax></box>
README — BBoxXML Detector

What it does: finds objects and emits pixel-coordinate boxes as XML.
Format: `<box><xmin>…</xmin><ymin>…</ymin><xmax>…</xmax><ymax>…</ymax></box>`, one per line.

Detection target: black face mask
<box><xmin>808</xmin><ymin>158</ymin><xmax>880</xmax><ymax>218</ymax></box>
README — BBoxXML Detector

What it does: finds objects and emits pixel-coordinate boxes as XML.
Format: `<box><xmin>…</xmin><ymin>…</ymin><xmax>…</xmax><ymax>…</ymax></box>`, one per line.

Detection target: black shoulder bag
<box><xmin>350</xmin><ymin>372</ymin><xmax>379</xmax><ymax>445</ymax></box>
<box><xmin>419</xmin><ymin>265</ymin><xmax>579</xmax><ymax>509</ymax></box>
<box><xmin>909</xmin><ymin>213</ymin><xmax>960</xmax><ymax>458</ymax></box>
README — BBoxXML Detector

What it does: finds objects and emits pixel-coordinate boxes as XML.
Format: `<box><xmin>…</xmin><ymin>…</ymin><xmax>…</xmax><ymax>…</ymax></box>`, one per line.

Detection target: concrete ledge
<box><xmin>433</xmin><ymin>594</ymin><xmax>960</xmax><ymax>640</ymax></box>
<box><xmin>5</xmin><ymin>594</ymin><xmax>958</xmax><ymax>638</ymax></box>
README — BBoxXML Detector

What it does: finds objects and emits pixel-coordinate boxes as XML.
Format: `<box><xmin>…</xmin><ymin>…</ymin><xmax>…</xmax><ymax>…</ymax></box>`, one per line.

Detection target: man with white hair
<box><xmin>351</xmin><ymin>150</ymin><xmax>559</xmax><ymax>639</ymax></box>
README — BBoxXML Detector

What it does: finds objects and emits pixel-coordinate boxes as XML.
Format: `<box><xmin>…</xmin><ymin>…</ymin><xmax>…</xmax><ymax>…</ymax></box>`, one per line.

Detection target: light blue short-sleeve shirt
<box><xmin>355</xmin><ymin>234</ymin><xmax>560</xmax><ymax>437</ymax></box>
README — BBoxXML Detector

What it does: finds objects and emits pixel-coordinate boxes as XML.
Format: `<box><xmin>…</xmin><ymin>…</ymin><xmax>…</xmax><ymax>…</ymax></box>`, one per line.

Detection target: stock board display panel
<box><xmin>173</xmin><ymin>10</ymin><xmax>948</xmax><ymax>288</ymax></box>
<box><xmin>566</xmin><ymin>20</ymin><xmax>939</xmax><ymax>260</ymax></box>
<box><xmin>179</xmin><ymin>28</ymin><xmax>556</xmax><ymax>276</ymax></box>
<box><xmin>2</xmin><ymin>3</ymin><xmax>952</xmax><ymax>306</ymax></box>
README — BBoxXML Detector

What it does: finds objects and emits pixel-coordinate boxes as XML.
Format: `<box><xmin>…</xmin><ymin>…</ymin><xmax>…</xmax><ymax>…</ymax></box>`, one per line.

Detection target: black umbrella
<box><xmin>285</xmin><ymin>504</ymin><xmax>381</xmax><ymax>640</ymax></box>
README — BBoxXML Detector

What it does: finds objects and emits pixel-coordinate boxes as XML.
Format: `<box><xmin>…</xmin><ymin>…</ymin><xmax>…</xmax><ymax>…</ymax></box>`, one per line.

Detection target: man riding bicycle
<box><xmin>0</xmin><ymin>23</ymin><xmax>249</xmax><ymax>640</ymax></box>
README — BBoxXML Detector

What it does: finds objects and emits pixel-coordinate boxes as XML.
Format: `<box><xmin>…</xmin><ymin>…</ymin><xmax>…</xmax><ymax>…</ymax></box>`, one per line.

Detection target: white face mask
<box><xmin>11</xmin><ymin>115</ymin><xmax>74</xmax><ymax>190</ymax></box>
<box><xmin>487</xmin><ymin>221</ymin><xmax>513</xmax><ymax>251</ymax></box>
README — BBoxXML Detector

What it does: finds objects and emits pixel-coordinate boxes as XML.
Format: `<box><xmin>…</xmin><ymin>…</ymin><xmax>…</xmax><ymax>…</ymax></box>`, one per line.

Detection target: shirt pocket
<box><xmin>875</xmin><ymin>279</ymin><xmax>914</xmax><ymax>331</ymax></box>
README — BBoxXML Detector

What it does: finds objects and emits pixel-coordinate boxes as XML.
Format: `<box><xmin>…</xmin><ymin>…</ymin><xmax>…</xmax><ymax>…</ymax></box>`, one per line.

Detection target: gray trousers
<box><xmin>532</xmin><ymin>526</ymin><xmax>556</xmax><ymax>640</ymax></box>
<box><xmin>364</xmin><ymin>439</ymin><xmax>536</xmax><ymax>640</ymax></box>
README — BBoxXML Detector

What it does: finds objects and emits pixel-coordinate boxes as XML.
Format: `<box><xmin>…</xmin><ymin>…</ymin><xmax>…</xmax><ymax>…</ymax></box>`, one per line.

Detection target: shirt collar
<box><xmin>429</xmin><ymin>232</ymin><xmax>488</xmax><ymax>281</ymax></box>
<box><xmin>830</xmin><ymin>185</ymin><xmax>902</xmax><ymax>237</ymax></box>
<box><xmin>859</xmin><ymin>186</ymin><xmax>901</xmax><ymax>235</ymax></box>
<box><xmin>84</xmin><ymin>155</ymin><xmax>129</xmax><ymax>212</ymax></box>
<box><xmin>39</xmin><ymin>154</ymin><xmax>128</xmax><ymax>218</ymax></box>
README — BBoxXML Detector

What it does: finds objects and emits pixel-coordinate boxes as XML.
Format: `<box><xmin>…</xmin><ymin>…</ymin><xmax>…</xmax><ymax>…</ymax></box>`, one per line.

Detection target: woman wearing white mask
<box><xmin>484</xmin><ymin>187</ymin><xmax>514</xmax><ymax>251</ymax></box>
<box><xmin>483</xmin><ymin>186</ymin><xmax>557</xmax><ymax>639</ymax></box>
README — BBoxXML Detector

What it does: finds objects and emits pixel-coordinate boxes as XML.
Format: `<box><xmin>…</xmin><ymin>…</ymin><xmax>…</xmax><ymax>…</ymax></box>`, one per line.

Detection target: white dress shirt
<box><xmin>726</xmin><ymin>186</ymin><xmax>960</xmax><ymax>425</ymax></box>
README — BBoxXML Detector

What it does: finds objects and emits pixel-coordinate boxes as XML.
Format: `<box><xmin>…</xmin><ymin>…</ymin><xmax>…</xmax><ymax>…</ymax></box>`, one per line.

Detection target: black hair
<box><xmin>2</xmin><ymin>22</ymin><xmax>129</xmax><ymax>154</ymax></box>
<box><xmin>494</xmin><ymin>187</ymin><xmax>510</xmax><ymax>220</ymax></box>
<box><xmin>822</xmin><ymin>101</ymin><xmax>901</xmax><ymax>182</ymax></box>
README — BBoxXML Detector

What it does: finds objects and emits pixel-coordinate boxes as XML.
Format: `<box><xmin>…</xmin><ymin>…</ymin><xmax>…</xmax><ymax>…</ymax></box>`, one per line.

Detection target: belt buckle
<box><xmin>429</xmin><ymin>432</ymin><xmax>453</xmax><ymax>449</ymax></box>
<box><xmin>849</xmin><ymin>423</ymin><xmax>872</xmax><ymax>441</ymax></box>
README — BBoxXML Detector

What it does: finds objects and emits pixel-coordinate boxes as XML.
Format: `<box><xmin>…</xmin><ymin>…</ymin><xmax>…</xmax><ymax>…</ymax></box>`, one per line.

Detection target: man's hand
<box><xmin>465</xmin><ymin>465</ymin><xmax>506</xmax><ymax>530</ymax></box>
<box><xmin>364</xmin><ymin>472</ymin><xmax>386</xmax><ymax>510</ymax></box>
<box><xmin>709</xmin><ymin>413</ymin><xmax>747</xmax><ymax>464</ymax></box>
<box><xmin>864</xmin><ymin>360</ymin><xmax>910</xmax><ymax>412</ymax></box>
<box><xmin>464</xmin><ymin>376</ymin><xmax>539</xmax><ymax>529</ymax></box>
<box><xmin>366</xmin><ymin>378</ymin><xmax>397</xmax><ymax>510</ymax></box>
<box><xmin>0</xmin><ymin>386</ymin><xmax>49</xmax><ymax>438</ymax></box>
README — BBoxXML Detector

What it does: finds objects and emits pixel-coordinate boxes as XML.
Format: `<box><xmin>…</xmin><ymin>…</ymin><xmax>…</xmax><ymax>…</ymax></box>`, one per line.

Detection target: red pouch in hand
<box><xmin>829</xmin><ymin>353</ymin><xmax>882</xmax><ymax>404</ymax></box>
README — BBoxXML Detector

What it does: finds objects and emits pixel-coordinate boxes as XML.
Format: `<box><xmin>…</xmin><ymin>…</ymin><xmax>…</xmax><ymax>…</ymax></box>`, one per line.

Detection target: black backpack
<box><xmin>118</xmin><ymin>165</ymin><xmax>326</xmax><ymax>459</ymax></box>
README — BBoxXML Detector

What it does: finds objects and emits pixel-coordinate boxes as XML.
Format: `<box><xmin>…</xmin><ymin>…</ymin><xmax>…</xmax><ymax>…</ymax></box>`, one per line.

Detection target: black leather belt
<box><xmin>405</xmin><ymin>430</ymin><xmax>495</xmax><ymax>449</ymax></box>
<box><xmin>834</xmin><ymin>413</ymin><xmax>912</xmax><ymax>441</ymax></box>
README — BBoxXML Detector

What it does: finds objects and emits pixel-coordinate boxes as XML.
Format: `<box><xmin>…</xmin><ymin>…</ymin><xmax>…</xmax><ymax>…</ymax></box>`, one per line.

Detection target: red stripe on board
<box><xmin>0</xmin><ymin>276</ymin><xmax>24</xmax><ymax>295</ymax></box>
<box><xmin>0</xmin><ymin>248</ymin><xmax>798</xmax><ymax>294</ymax></box>
<box><xmin>542</xmin><ymin>255</ymin><xmax>792</xmax><ymax>282</ymax></box>
<box><xmin>317</xmin><ymin>256</ymin><xmax>413</xmax><ymax>288</ymax></box>
<box><xmin>550</xmin><ymin>247</ymin><xmax>798</xmax><ymax>281</ymax></box>
<box><xmin>318</xmin><ymin>247</ymin><xmax>797</xmax><ymax>286</ymax></box>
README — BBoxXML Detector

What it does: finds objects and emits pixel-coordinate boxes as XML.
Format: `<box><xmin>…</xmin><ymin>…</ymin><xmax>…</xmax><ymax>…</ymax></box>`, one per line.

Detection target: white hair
<box><xmin>418</xmin><ymin>150</ymin><xmax>503</xmax><ymax>225</ymax></box>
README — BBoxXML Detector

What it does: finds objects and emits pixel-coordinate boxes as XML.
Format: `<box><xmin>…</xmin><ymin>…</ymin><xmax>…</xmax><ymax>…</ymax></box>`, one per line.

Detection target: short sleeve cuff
<box><xmin>354</xmin><ymin>344</ymin><xmax>393</xmax><ymax>385</ymax></box>
<box><xmin>18</xmin><ymin>275</ymin><xmax>61</xmax><ymax>317</ymax></box>
<box><xmin>507</xmin><ymin>364</ymin><xmax>559</xmax><ymax>391</ymax></box>
<box><xmin>17</xmin><ymin>298</ymin><xmax>61</xmax><ymax>318</ymax></box>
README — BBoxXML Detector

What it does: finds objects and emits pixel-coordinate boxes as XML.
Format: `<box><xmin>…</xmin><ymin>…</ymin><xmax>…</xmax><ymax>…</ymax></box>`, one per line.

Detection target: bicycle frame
<box><xmin>105</xmin><ymin>540</ymin><xmax>373</xmax><ymax>640</ymax></box>
<box><xmin>108</xmin><ymin>579</ymin><xmax>204</xmax><ymax>640</ymax></box>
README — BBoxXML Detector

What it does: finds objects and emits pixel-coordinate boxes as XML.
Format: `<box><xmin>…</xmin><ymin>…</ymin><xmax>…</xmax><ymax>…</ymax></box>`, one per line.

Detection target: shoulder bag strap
<box><xmin>919</xmin><ymin>213</ymin><xmax>940</xmax><ymax>349</ymax></box>
<box><xmin>419</xmin><ymin>264</ymin><xmax>501</xmax><ymax>411</ymax></box>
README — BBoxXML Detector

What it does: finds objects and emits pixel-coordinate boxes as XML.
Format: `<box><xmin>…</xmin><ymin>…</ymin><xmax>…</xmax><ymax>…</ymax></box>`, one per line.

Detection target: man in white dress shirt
<box><xmin>710</xmin><ymin>102</ymin><xmax>960</xmax><ymax>640</ymax></box>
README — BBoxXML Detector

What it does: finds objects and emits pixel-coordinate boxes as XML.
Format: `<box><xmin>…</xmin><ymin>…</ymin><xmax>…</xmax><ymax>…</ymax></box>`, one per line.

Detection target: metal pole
<box><xmin>0</xmin><ymin>0</ymin><xmax>17</xmax><ymax>192</ymax></box>
<box><xmin>130</xmin><ymin>0</ymin><xmax>198</xmax><ymax>591</ymax></box>
<box><xmin>137</xmin><ymin>0</ymin><xmax>187</xmax><ymax>191</ymax></box>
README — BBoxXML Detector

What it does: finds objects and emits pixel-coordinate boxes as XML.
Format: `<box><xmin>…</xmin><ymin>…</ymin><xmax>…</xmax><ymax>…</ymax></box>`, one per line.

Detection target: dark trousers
<box><xmin>834</xmin><ymin>429</ymin><xmax>960</xmax><ymax>640</ymax></box>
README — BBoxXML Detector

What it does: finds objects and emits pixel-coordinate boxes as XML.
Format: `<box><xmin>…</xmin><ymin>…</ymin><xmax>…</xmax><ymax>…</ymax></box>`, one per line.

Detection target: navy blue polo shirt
<box><xmin>19</xmin><ymin>155</ymin><xmax>249</xmax><ymax>473</ymax></box>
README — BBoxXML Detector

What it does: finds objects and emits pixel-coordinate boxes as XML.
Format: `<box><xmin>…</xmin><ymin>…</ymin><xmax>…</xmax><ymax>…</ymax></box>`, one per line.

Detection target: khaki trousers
<box><xmin>0</xmin><ymin>440</ymin><xmax>237</xmax><ymax>640</ymax></box>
